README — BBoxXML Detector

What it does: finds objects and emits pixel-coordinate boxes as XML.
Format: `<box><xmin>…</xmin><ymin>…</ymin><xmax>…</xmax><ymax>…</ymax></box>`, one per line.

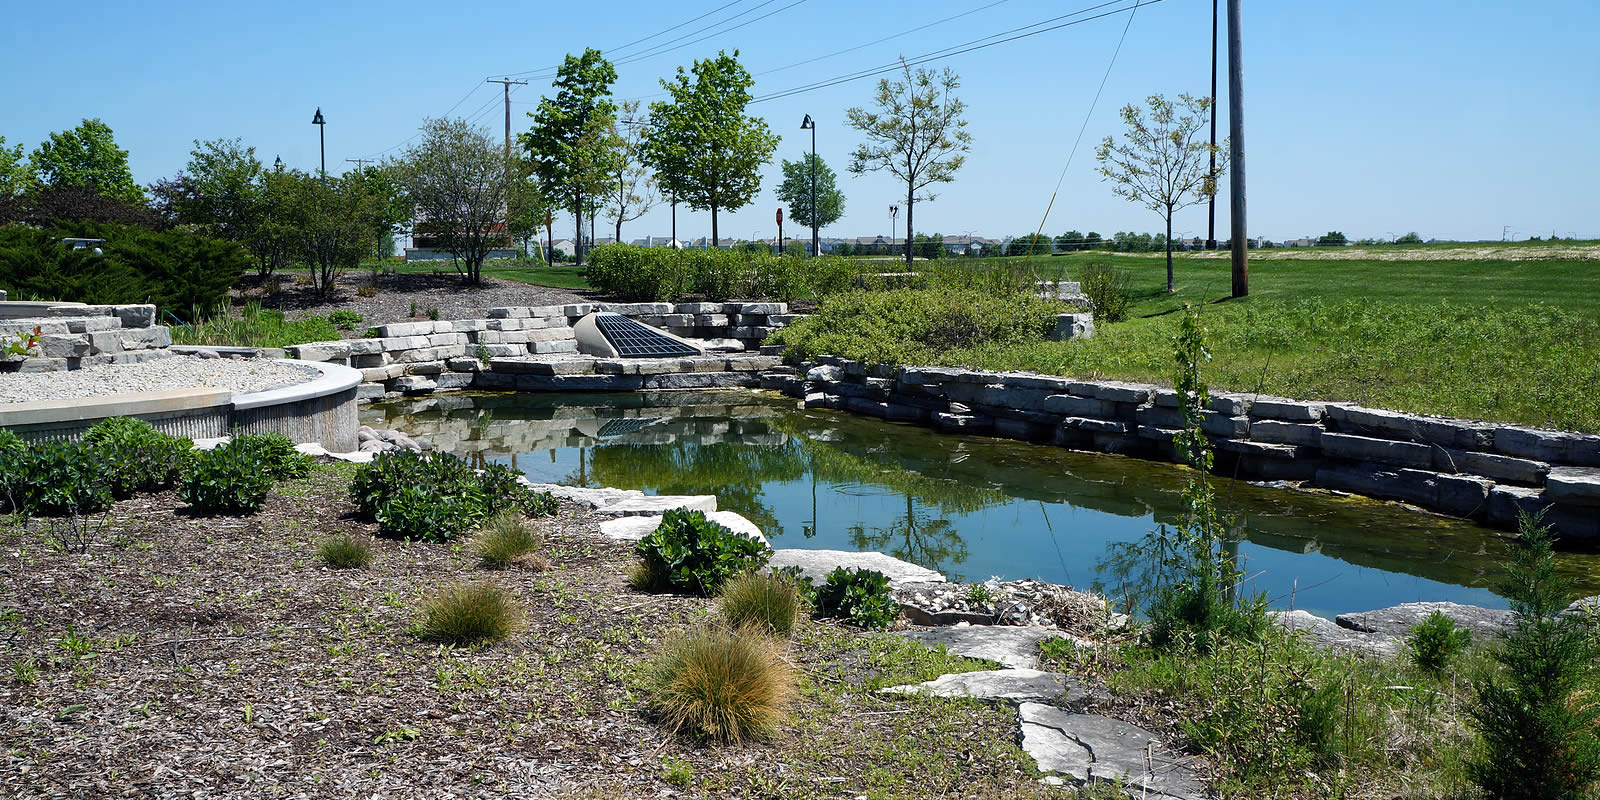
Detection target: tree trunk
<box><xmin>1165</xmin><ymin>208</ymin><xmax>1175</xmax><ymax>293</ymax></box>
<box><xmin>574</xmin><ymin>191</ymin><xmax>585</xmax><ymax>266</ymax></box>
<box><xmin>904</xmin><ymin>185</ymin><xmax>914</xmax><ymax>270</ymax></box>
<box><xmin>615</xmin><ymin>217</ymin><xmax>622</xmax><ymax>244</ymax></box>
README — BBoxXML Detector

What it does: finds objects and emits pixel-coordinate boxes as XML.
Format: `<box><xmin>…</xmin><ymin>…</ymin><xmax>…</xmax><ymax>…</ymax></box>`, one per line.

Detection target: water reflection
<box><xmin>362</xmin><ymin>390</ymin><xmax>1600</xmax><ymax>618</ymax></box>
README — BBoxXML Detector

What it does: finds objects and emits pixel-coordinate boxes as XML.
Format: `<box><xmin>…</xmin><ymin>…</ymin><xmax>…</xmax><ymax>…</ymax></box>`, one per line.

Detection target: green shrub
<box><xmin>633</xmin><ymin>508</ymin><xmax>770</xmax><ymax>595</ymax></box>
<box><xmin>647</xmin><ymin>625</ymin><xmax>795</xmax><ymax>743</ymax></box>
<box><xmin>0</xmin><ymin>221</ymin><xmax>246</xmax><ymax>311</ymax></box>
<box><xmin>233</xmin><ymin>432</ymin><xmax>312</xmax><ymax>480</ymax></box>
<box><xmin>327</xmin><ymin>310</ymin><xmax>363</xmax><ymax>330</ymax></box>
<box><xmin>718</xmin><ymin>572</ymin><xmax>800</xmax><ymax>637</ymax></box>
<box><xmin>585</xmin><ymin>244</ymin><xmax>833</xmax><ymax>302</ymax></box>
<box><xmin>318</xmin><ymin>535</ymin><xmax>373</xmax><ymax>569</ymax></box>
<box><xmin>419</xmin><ymin>582</ymin><xmax>521</xmax><ymax>645</ymax></box>
<box><xmin>82</xmin><ymin>417</ymin><xmax>191</xmax><ymax>497</ymax></box>
<box><xmin>179</xmin><ymin>439</ymin><xmax>274</xmax><ymax>514</ymax></box>
<box><xmin>1407</xmin><ymin>610</ymin><xmax>1471</xmax><ymax>674</ymax></box>
<box><xmin>1468</xmin><ymin>510</ymin><xmax>1600</xmax><ymax>798</ymax></box>
<box><xmin>349</xmin><ymin>450</ymin><xmax>554</xmax><ymax>541</ymax></box>
<box><xmin>474</xmin><ymin>510</ymin><xmax>545</xmax><ymax>570</ymax></box>
<box><xmin>813</xmin><ymin>567</ymin><xmax>899</xmax><ymax>630</ymax></box>
<box><xmin>766</xmin><ymin>287</ymin><xmax>1058</xmax><ymax>366</ymax></box>
<box><xmin>1078</xmin><ymin>262</ymin><xmax>1131</xmax><ymax>323</ymax></box>
<box><xmin>0</xmin><ymin>439</ymin><xmax>113</xmax><ymax>516</ymax></box>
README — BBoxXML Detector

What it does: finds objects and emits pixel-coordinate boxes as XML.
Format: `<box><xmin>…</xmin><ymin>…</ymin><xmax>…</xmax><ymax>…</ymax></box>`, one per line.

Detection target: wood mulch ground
<box><xmin>231</xmin><ymin>272</ymin><xmax>588</xmax><ymax>332</ymax></box>
<box><xmin>0</xmin><ymin>464</ymin><xmax>1083</xmax><ymax>799</ymax></box>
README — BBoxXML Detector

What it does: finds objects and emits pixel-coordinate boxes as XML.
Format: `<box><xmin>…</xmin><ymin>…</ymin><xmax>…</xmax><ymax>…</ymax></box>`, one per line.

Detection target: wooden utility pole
<box><xmin>486</xmin><ymin>78</ymin><xmax>529</xmax><ymax>159</ymax></box>
<box><xmin>1227</xmin><ymin>0</ymin><xmax>1248</xmax><ymax>297</ymax></box>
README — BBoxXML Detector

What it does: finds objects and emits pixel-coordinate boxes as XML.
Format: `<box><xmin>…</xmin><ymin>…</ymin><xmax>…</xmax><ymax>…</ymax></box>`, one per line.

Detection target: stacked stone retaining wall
<box><xmin>0</xmin><ymin>302</ymin><xmax>172</xmax><ymax>372</ymax></box>
<box><xmin>784</xmin><ymin>357</ymin><xmax>1600</xmax><ymax>538</ymax></box>
<box><xmin>284</xmin><ymin>301</ymin><xmax>804</xmax><ymax>399</ymax></box>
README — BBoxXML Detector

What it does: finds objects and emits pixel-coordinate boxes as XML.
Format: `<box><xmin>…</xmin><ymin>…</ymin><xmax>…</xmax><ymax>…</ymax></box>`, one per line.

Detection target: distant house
<box><xmin>937</xmin><ymin>234</ymin><xmax>997</xmax><ymax>255</ymax></box>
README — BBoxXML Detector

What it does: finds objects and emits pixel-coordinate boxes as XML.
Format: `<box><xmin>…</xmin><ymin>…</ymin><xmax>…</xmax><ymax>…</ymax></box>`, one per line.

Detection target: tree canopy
<box><xmin>392</xmin><ymin>118</ymin><xmax>518</xmax><ymax>284</ymax></box>
<box><xmin>1096</xmin><ymin>94</ymin><xmax>1223</xmax><ymax>293</ymax></box>
<box><xmin>775</xmin><ymin>152</ymin><xmax>845</xmax><ymax>235</ymax></box>
<box><xmin>846</xmin><ymin>59</ymin><xmax>971</xmax><ymax>268</ymax></box>
<box><xmin>0</xmin><ymin>137</ymin><xmax>31</xmax><ymax>199</ymax></box>
<box><xmin>522</xmin><ymin>48</ymin><xmax>619</xmax><ymax>265</ymax></box>
<box><xmin>642</xmin><ymin>50</ymin><xmax>778</xmax><ymax>247</ymax></box>
<box><xmin>30</xmin><ymin>118</ymin><xmax>144</xmax><ymax>204</ymax></box>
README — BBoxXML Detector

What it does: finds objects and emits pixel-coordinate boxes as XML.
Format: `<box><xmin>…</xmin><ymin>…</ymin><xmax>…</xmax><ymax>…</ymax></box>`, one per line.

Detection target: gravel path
<box><xmin>0</xmin><ymin>355</ymin><xmax>316</xmax><ymax>404</ymax></box>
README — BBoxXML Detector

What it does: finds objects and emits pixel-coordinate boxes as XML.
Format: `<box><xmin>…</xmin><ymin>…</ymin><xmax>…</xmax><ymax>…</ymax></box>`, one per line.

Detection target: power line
<box><xmin>356</xmin><ymin>82</ymin><xmax>492</xmax><ymax>159</ymax></box>
<box><xmin>497</xmin><ymin>0</ymin><xmax>755</xmax><ymax>78</ymax></box>
<box><xmin>754</xmin><ymin>0</ymin><xmax>1015</xmax><ymax>79</ymax></box>
<box><xmin>750</xmin><ymin>0</ymin><xmax>1160</xmax><ymax>104</ymax></box>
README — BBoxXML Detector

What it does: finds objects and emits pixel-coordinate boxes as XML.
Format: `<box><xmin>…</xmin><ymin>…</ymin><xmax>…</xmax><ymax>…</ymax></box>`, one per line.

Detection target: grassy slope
<box><xmin>792</xmin><ymin>243</ymin><xmax>1600</xmax><ymax>431</ymax></box>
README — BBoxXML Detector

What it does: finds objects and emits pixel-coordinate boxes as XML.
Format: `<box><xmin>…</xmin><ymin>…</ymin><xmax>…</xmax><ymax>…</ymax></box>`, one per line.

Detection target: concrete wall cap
<box><xmin>232</xmin><ymin>359</ymin><xmax>361</xmax><ymax>411</ymax></box>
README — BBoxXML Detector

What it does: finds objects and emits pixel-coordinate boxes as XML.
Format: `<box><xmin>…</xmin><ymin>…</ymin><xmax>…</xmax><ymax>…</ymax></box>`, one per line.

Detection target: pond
<box><xmin>362</xmin><ymin>390</ymin><xmax>1600</xmax><ymax>620</ymax></box>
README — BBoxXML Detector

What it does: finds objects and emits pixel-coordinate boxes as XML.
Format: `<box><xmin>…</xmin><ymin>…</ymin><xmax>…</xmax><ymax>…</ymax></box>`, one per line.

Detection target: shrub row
<box><xmin>349</xmin><ymin>450</ymin><xmax>556</xmax><ymax>541</ymax></box>
<box><xmin>584</xmin><ymin>244</ymin><xmax>862</xmax><ymax>302</ymax></box>
<box><xmin>0</xmin><ymin>221</ymin><xmax>248</xmax><ymax>311</ymax></box>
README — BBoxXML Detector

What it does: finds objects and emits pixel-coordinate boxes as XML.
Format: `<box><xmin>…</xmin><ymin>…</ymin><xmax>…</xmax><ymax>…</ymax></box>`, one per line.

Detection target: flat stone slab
<box><xmin>1273</xmin><ymin>610</ymin><xmax>1398</xmax><ymax>656</ymax></box>
<box><xmin>599</xmin><ymin>511</ymin><xmax>768</xmax><ymax>546</ymax></box>
<box><xmin>896</xmin><ymin>625</ymin><xmax>1075</xmax><ymax>670</ymax></box>
<box><xmin>1019</xmin><ymin>703</ymin><xmax>1205</xmax><ymax>799</ymax></box>
<box><xmin>1547</xmin><ymin>467</ymin><xmax>1600</xmax><ymax>506</ymax></box>
<box><xmin>880</xmin><ymin>668</ymin><xmax>1099</xmax><ymax>705</ymax></box>
<box><xmin>519</xmin><ymin>481</ymin><xmax>717</xmax><ymax>516</ymax></box>
<box><xmin>766</xmin><ymin>548</ymin><xmax>945</xmax><ymax>587</ymax></box>
<box><xmin>1335</xmin><ymin>601</ymin><xmax>1513</xmax><ymax>641</ymax></box>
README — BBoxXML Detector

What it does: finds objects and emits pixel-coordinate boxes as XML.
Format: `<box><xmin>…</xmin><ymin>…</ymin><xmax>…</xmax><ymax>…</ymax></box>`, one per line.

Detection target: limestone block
<box><xmin>727</xmin><ymin>355</ymin><xmax>782</xmax><ymax>372</ymax></box>
<box><xmin>526</xmin><ymin>327</ymin><xmax>575</xmax><ymax>342</ymax></box>
<box><xmin>480</xmin><ymin>343</ymin><xmax>525</xmax><ymax>357</ymax></box>
<box><xmin>392</xmin><ymin>375</ymin><xmax>437</xmax><ymax>393</ymax></box>
<box><xmin>693</xmin><ymin>314</ymin><xmax>730</xmax><ymax>327</ymax></box>
<box><xmin>445</xmin><ymin>357</ymin><xmax>483</xmax><ymax>372</ymax></box>
<box><xmin>731</xmin><ymin>325</ymin><xmax>775</xmax><ymax>339</ymax></box>
<box><xmin>1319</xmin><ymin>432</ymin><xmax>1434</xmax><ymax>468</ymax></box>
<box><xmin>1208</xmin><ymin>392</ymin><xmax>1253</xmax><ymax>416</ymax></box>
<box><xmin>514</xmin><ymin>374</ymin><xmax>643</xmax><ymax>391</ymax></box>
<box><xmin>451</xmin><ymin>318</ymin><xmax>488</xmax><ymax>332</ymax></box>
<box><xmin>488</xmin><ymin>357</ymin><xmax>595</xmax><ymax>375</ymax></box>
<box><xmin>90</xmin><ymin>325</ymin><xmax>170</xmax><ymax>353</ymax></box>
<box><xmin>530</xmin><ymin>339</ymin><xmax>579</xmax><ymax>355</ymax></box>
<box><xmin>897</xmin><ymin>366</ymin><xmax>965</xmax><ymax>386</ymax></box>
<box><xmin>674</xmin><ymin>302</ymin><xmax>723</xmax><ymax>314</ymax></box>
<box><xmin>113</xmin><ymin>304</ymin><xmax>156</xmax><ymax>328</ymax></box>
<box><xmin>486</xmin><ymin>318</ymin><xmax>525</xmax><ymax>331</ymax></box>
<box><xmin>1249</xmin><ymin>419</ymin><xmax>1324</xmax><ymax>447</ymax></box>
<box><xmin>1064</xmin><ymin>417</ymin><xmax>1131</xmax><ymax>434</ymax></box>
<box><xmin>1250</xmin><ymin>396</ymin><xmax>1327</xmax><ymax>421</ymax></box>
<box><xmin>485</xmin><ymin>307</ymin><xmax>528</xmax><ymax>319</ymax></box>
<box><xmin>1065</xmin><ymin>380</ymin><xmax>1152</xmax><ymax>403</ymax></box>
<box><xmin>377</xmin><ymin>321</ymin><xmax>433</xmax><ymax>337</ymax></box>
<box><xmin>346</xmin><ymin>338</ymin><xmax>384</xmax><ymax>355</ymax></box>
<box><xmin>561</xmin><ymin>303</ymin><xmax>594</xmax><ymax>317</ymax></box>
<box><xmin>643</xmin><ymin>372</ymin><xmax>759</xmax><ymax>390</ymax></box>
<box><xmin>379</xmin><ymin>335</ymin><xmax>429</xmax><ymax>352</ymax></box>
<box><xmin>65</xmin><ymin>316</ymin><xmax>121</xmax><ymax>333</ymax></box>
<box><xmin>1201</xmin><ymin>412</ymin><xmax>1250</xmax><ymax>439</ymax></box>
<box><xmin>767</xmin><ymin>314</ymin><xmax>805</xmax><ymax>325</ymax></box>
<box><xmin>393</xmin><ymin>347</ymin><xmax>439</xmax><ymax>363</ymax></box>
<box><xmin>730</xmin><ymin>302</ymin><xmax>785</xmax><ymax>315</ymax></box>
<box><xmin>434</xmin><ymin>372</ymin><xmax>476</xmax><ymax>389</ymax></box>
<box><xmin>601</xmin><ymin>302</ymin><xmax>673</xmax><ymax>315</ymax></box>
<box><xmin>426</xmin><ymin>332</ymin><xmax>468</xmax><ymax>347</ymax></box>
<box><xmin>1495</xmin><ymin>427</ymin><xmax>1584</xmax><ymax>463</ymax></box>
<box><xmin>360</xmin><ymin>364</ymin><xmax>405</xmax><ymax>382</ymax></box>
<box><xmin>1330</xmin><ymin>404</ymin><xmax>1493</xmax><ymax>449</ymax></box>
<box><xmin>1152</xmin><ymin>388</ymin><xmax>1183</xmax><ymax>408</ymax></box>
<box><xmin>13</xmin><ymin>356</ymin><xmax>67</xmax><ymax>372</ymax></box>
<box><xmin>432</xmin><ymin>344</ymin><xmax>468</xmax><ymax>360</ymax></box>
<box><xmin>1547</xmin><ymin>467</ymin><xmax>1600</xmax><ymax>506</ymax></box>
<box><xmin>1432</xmin><ymin>447</ymin><xmax>1548</xmax><ymax>485</ymax></box>
<box><xmin>1135</xmin><ymin>405</ymin><xmax>1187</xmax><ymax>429</ymax></box>
<box><xmin>356</xmin><ymin>383</ymin><xmax>387</xmax><ymax>400</ymax></box>
<box><xmin>1046</xmin><ymin>313</ymin><xmax>1095</xmax><ymax>341</ymax></box>
<box><xmin>39</xmin><ymin>334</ymin><xmax>90</xmax><ymax>358</ymax></box>
<box><xmin>1487</xmin><ymin>484</ymin><xmax>1547</xmax><ymax>527</ymax></box>
<box><xmin>1046</xmin><ymin>393</ymin><xmax>1116</xmax><ymax>419</ymax></box>
<box><xmin>404</xmin><ymin>360</ymin><xmax>446</xmax><ymax>376</ymax></box>
<box><xmin>351</xmin><ymin>353</ymin><xmax>386</xmax><ymax>369</ymax></box>
<box><xmin>977</xmin><ymin>385</ymin><xmax>1055</xmax><ymax>412</ymax></box>
<box><xmin>999</xmin><ymin>373</ymin><xmax>1072</xmax><ymax>392</ymax></box>
<box><xmin>768</xmin><ymin>548</ymin><xmax>941</xmax><ymax>586</ymax></box>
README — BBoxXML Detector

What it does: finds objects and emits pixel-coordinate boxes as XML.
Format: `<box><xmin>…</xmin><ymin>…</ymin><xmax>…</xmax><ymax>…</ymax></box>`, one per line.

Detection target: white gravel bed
<box><xmin>0</xmin><ymin>356</ymin><xmax>317</xmax><ymax>404</ymax></box>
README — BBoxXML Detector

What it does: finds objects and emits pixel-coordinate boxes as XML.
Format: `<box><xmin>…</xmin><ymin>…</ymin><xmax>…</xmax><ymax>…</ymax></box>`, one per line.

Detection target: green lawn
<box><xmin>385</xmin><ymin>259</ymin><xmax>592</xmax><ymax>290</ymax></box>
<box><xmin>776</xmin><ymin>242</ymin><xmax>1600</xmax><ymax>432</ymax></box>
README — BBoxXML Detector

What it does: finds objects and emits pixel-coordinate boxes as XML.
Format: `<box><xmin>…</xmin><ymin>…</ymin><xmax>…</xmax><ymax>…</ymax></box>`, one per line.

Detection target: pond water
<box><xmin>362</xmin><ymin>390</ymin><xmax>1600</xmax><ymax>620</ymax></box>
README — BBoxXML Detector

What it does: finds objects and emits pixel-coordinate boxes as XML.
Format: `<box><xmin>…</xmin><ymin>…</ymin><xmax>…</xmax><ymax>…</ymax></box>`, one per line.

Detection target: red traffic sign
<box><xmin>776</xmin><ymin>208</ymin><xmax>783</xmax><ymax>225</ymax></box>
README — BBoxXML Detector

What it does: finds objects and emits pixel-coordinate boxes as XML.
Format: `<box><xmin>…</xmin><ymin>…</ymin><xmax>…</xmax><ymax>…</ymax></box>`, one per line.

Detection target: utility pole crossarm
<box><xmin>486</xmin><ymin>78</ymin><xmax>530</xmax><ymax>159</ymax></box>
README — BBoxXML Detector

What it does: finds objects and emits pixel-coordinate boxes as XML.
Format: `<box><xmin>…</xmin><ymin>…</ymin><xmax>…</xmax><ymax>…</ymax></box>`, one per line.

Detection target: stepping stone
<box><xmin>766</xmin><ymin>548</ymin><xmax>945</xmax><ymax>587</ymax></box>
<box><xmin>603</xmin><ymin>494</ymin><xmax>718</xmax><ymax>517</ymax></box>
<box><xmin>1273</xmin><ymin>610</ymin><xmax>1398</xmax><ymax>657</ymax></box>
<box><xmin>879</xmin><ymin>668</ymin><xmax>1100</xmax><ymax>705</ymax></box>
<box><xmin>1019</xmin><ymin>703</ymin><xmax>1205</xmax><ymax>799</ymax></box>
<box><xmin>897</xmin><ymin>625</ymin><xmax>1081</xmax><ymax>670</ymax></box>
<box><xmin>599</xmin><ymin>511</ymin><xmax>768</xmax><ymax>546</ymax></box>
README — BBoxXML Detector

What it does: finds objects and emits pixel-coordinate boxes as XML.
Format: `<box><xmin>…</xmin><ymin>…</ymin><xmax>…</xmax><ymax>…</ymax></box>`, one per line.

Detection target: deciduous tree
<box><xmin>775</xmin><ymin>153</ymin><xmax>845</xmax><ymax>233</ymax></box>
<box><xmin>1095</xmin><ymin>94</ymin><xmax>1223</xmax><ymax>292</ymax></box>
<box><xmin>601</xmin><ymin>101</ymin><xmax>657</xmax><ymax>244</ymax></box>
<box><xmin>30</xmin><ymin>119</ymin><xmax>144</xmax><ymax>204</ymax></box>
<box><xmin>846</xmin><ymin>59</ymin><xmax>971</xmax><ymax>269</ymax></box>
<box><xmin>642</xmin><ymin>50</ymin><xmax>778</xmax><ymax>248</ymax></box>
<box><xmin>391</xmin><ymin>118</ymin><xmax>517</xmax><ymax>284</ymax></box>
<box><xmin>279</xmin><ymin>169</ymin><xmax>384</xmax><ymax>296</ymax></box>
<box><xmin>522</xmin><ymin>49</ymin><xmax>619</xmax><ymax>266</ymax></box>
<box><xmin>0</xmin><ymin>137</ymin><xmax>31</xmax><ymax>199</ymax></box>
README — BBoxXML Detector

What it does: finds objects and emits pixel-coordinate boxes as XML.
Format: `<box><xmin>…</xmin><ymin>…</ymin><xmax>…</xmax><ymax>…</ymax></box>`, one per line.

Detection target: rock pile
<box><xmin>356</xmin><ymin>426</ymin><xmax>429</xmax><ymax>453</ymax></box>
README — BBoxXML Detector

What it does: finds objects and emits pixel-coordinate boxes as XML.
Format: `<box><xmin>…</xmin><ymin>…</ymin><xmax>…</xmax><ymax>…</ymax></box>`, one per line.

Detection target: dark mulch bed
<box><xmin>0</xmin><ymin>465</ymin><xmax>1070</xmax><ymax>799</ymax></box>
<box><xmin>232</xmin><ymin>272</ymin><xmax>589</xmax><ymax>332</ymax></box>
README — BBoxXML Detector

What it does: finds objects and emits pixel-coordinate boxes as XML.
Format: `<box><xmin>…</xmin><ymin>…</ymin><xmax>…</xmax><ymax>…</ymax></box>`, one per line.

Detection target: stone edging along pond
<box><xmin>279</xmin><ymin>302</ymin><xmax>1599</xmax><ymax>540</ymax></box>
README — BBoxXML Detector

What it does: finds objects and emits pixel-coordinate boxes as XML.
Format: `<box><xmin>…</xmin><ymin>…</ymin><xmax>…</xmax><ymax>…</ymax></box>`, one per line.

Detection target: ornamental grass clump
<box><xmin>474</xmin><ymin>510</ymin><xmax>546</xmax><ymax>570</ymax></box>
<box><xmin>717</xmin><ymin>571</ymin><xmax>800</xmax><ymax>637</ymax></box>
<box><xmin>317</xmin><ymin>534</ymin><xmax>373</xmax><ymax>569</ymax></box>
<box><xmin>419</xmin><ymin>582</ymin><xmax>521</xmax><ymax>645</ymax></box>
<box><xmin>647</xmin><ymin>625</ymin><xmax>795</xmax><ymax>743</ymax></box>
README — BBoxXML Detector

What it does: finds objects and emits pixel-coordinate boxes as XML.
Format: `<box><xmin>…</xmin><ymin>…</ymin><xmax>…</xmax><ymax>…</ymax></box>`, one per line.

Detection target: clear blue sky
<box><xmin>3</xmin><ymin>0</ymin><xmax>1596</xmax><ymax>244</ymax></box>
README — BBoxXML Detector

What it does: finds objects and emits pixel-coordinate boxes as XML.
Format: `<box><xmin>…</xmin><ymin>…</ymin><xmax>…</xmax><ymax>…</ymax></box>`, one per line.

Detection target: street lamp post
<box><xmin>311</xmin><ymin>107</ymin><xmax>326</xmax><ymax>180</ymax></box>
<box><xmin>273</xmin><ymin>155</ymin><xmax>284</xmax><ymax>172</ymax></box>
<box><xmin>776</xmin><ymin>208</ymin><xmax>784</xmax><ymax>256</ymax></box>
<box><xmin>889</xmin><ymin>205</ymin><xmax>899</xmax><ymax>256</ymax></box>
<box><xmin>800</xmin><ymin>115</ymin><xmax>817</xmax><ymax>256</ymax></box>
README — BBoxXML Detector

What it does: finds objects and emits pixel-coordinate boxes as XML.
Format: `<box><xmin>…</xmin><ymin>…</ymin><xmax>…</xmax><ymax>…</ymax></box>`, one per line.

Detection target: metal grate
<box><xmin>594</xmin><ymin>312</ymin><xmax>700</xmax><ymax>358</ymax></box>
<box><xmin>596</xmin><ymin>416</ymin><xmax>661</xmax><ymax>438</ymax></box>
